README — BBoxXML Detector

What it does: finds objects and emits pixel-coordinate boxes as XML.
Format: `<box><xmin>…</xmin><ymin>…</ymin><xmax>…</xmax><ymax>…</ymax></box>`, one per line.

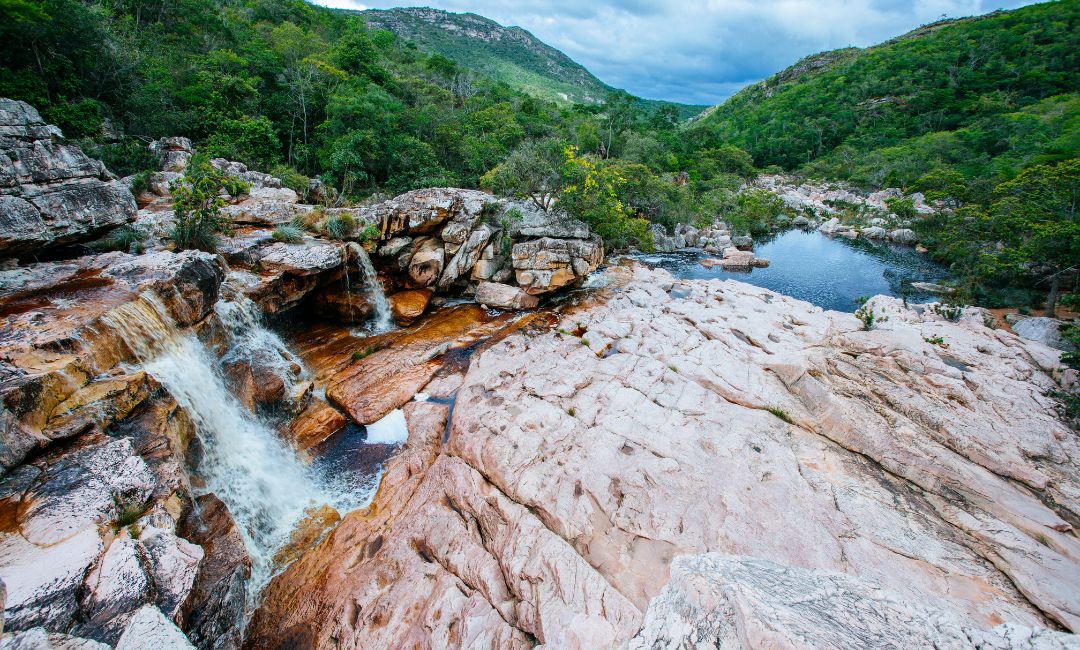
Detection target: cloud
<box><xmin>314</xmin><ymin>0</ymin><xmax>1045</xmax><ymax>105</ymax></box>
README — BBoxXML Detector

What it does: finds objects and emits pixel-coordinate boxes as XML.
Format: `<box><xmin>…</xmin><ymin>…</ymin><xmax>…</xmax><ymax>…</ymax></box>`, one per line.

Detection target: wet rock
<box><xmin>474</xmin><ymin>282</ymin><xmax>539</xmax><ymax>310</ymax></box>
<box><xmin>861</xmin><ymin>225</ymin><xmax>887</xmax><ymax>239</ymax></box>
<box><xmin>512</xmin><ymin>236</ymin><xmax>603</xmax><ymax>294</ymax></box>
<box><xmin>114</xmin><ymin>605</ymin><xmax>194</xmax><ymax>650</ymax></box>
<box><xmin>0</xmin><ymin>99</ymin><xmax>138</xmax><ymax>257</ymax></box>
<box><xmin>388</xmin><ymin>289</ymin><xmax>432</xmax><ymax>326</ymax></box>
<box><xmin>309</xmin><ymin>283</ymin><xmax>372</xmax><ymax>323</ymax></box>
<box><xmin>272</xmin><ymin>505</ymin><xmax>340</xmax><ymax>569</ymax></box>
<box><xmin>102</xmin><ymin>250</ymin><xmax>224</xmax><ymax>326</ymax></box>
<box><xmin>149</xmin><ymin>138</ymin><xmax>193</xmax><ymax>174</ymax></box>
<box><xmin>286</xmin><ymin>400</ymin><xmax>347</xmax><ymax>452</ymax></box>
<box><xmin>178</xmin><ymin>494</ymin><xmax>250</xmax><ymax>650</ymax></box>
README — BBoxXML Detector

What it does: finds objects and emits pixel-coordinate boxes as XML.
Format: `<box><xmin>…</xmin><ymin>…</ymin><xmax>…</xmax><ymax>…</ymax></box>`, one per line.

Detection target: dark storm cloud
<box><xmin>313</xmin><ymin>0</ymin><xmax>1046</xmax><ymax>105</ymax></box>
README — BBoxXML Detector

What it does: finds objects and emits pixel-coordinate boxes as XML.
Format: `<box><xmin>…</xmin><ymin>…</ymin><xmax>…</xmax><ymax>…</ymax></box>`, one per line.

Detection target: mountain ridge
<box><xmin>355</xmin><ymin>6</ymin><xmax>707</xmax><ymax>118</ymax></box>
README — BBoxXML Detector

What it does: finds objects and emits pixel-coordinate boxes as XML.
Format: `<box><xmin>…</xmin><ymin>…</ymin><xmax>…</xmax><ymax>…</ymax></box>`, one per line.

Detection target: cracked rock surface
<box><xmin>248</xmin><ymin>264</ymin><xmax>1079</xmax><ymax>648</ymax></box>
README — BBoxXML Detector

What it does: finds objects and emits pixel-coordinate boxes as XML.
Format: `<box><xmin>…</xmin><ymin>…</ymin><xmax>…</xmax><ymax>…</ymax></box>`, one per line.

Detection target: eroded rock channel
<box><xmin>1</xmin><ymin>98</ymin><xmax>1078</xmax><ymax>649</ymax></box>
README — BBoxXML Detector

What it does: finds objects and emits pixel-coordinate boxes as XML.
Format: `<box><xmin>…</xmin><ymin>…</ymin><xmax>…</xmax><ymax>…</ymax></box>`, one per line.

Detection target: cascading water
<box><xmin>101</xmin><ymin>293</ymin><xmax>374</xmax><ymax>605</ymax></box>
<box><xmin>348</xmin><ymin>242</ymin><xmax>394</xmax><ymax>332</ymax></box>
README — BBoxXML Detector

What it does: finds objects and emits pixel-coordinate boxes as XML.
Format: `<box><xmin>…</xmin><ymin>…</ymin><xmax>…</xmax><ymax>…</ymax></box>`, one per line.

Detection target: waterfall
<box><xmin>101</xmin><ymin>293</ymin><xmax>372</xmax><ymax>604</ymax></box>
<box><xmin>349</xmin><ymin>242</ymin><xmax>394</xmax><ymax>332</ymax></box>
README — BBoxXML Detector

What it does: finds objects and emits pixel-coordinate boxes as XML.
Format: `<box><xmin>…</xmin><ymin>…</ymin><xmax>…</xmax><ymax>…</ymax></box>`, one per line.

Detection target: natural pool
<box><xmin>635</xmin><ymin>229</ymin><xmax>950</xmax><ymax>312</ymax></box>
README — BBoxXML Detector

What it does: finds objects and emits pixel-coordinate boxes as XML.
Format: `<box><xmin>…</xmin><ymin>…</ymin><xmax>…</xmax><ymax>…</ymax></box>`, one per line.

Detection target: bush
<box><xmin>80</xmin><ymin>137</ymin><xmax>161</xmax><ymax>178</ymax></box>
<box><xmin>91</xmin><ymin>226</ymin><xmax>148</xmax><ymax>253</ymax></box>
<box><xmin>269</xmin><ymin>164</ymin><xmax>311</xmax><ymax>193</ymax></box>
<box><xmin>204</xmin><ymin>116</ymin><xmax>282</xmax><ymax>171</ymax></box>
<box><xmin>854</xmin><ymin>297</ymin><xmax>889</xmax><ymax>330</ymax></box>
<box><xmin>560</xmin><ymin>146</ymin><xmax>651</xmax><ymax>251</ymax></box>
<box><xmin>169</xmin><ymin>163</ymin><xmax>245</xmax><ymax>252</ymax></box>
<box><xmin>885</xmin><ymin>197</ymin><xmax>918</xmax><ymax>220</ymax></box>
<box><xmin>357</xmin><ymin>225</ymin><xmax>381</xmax><ymax>242</ymax></box>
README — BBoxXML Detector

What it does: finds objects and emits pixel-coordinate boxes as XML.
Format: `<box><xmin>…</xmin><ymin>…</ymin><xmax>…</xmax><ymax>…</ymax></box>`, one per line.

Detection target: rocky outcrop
<box><xmin>1012</xmin><ymin>316</ymin><xmax>1078</xmax><ymax>352</ymax></box>
<box><xmin>250</xmin><ymin>264</ymin><xmax>1079</xmax><ymax>648</ymax></box>
<box><xmin>149</xmin><ymin>138</ymin><xmax>193</xmax><ymax>174</ymax></box>
<box><xmin>0</xmin><ymin>99</ymin><xmax>137</xmax><ymax>256</ymax></box>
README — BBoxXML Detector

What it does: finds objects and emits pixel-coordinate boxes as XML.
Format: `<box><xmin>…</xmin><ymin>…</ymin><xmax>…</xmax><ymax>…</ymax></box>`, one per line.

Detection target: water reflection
<box><xmin>635</xmin><ymin>230</ymin><xmax>949</xmax><ymax>312</ymax></box>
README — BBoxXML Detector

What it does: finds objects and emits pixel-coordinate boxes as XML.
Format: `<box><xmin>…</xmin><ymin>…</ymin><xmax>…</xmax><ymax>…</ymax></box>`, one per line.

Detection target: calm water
<box><xmin>635</xmin><ymin>230</ymin><xmax>949</xmax><ymax>312</ymax></box>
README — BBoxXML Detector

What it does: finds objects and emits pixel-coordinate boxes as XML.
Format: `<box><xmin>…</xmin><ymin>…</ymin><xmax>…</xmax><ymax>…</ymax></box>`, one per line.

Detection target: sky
<box><xmin>311</xmin><ymin>0</ymin><xmax>1047</xmax><ymax>105</ymax></box>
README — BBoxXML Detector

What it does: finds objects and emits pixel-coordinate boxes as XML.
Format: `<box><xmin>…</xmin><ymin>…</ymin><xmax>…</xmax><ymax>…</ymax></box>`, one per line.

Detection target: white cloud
<box><xmin>320</xmin><ymin>0</ymin><xmax>1045</xmax><ymax>104</ymax></box>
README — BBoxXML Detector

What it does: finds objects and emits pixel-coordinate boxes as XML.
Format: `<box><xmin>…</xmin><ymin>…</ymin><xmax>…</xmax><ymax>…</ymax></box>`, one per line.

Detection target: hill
<box><xmin>690</xmin><ymin>0</ymin><xmax>1079</xmax><ymax>194</ymax></box>
<box><xmin>359</xmin><ymin>7</ymin><xmax>706</xmax><ymax>119</ymax></box>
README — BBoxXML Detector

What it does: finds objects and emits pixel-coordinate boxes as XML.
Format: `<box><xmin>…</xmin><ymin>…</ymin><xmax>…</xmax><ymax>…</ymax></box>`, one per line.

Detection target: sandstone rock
<box><xmin>407</xmin><ymin>237</ymin><xmax>445</xmax><ymax>287</ymax></box>
<box><xmin>255</xmin><ymin>241</ymin><xmax>345</xmax><ymax>276</ymax></box>
<box><xmin>363</xmin><ymin>188</ymin><xmax>490</xmax><ymax>238</ymax></box>
<box><xmin>114</xmin><ymin>605</ymin><xmax>194</xmax><ymax>650</ymax></box>
<box><xmin>1013</xmin><ymin>317</ymin><xmax>1077</xmax><ymax>352</ymax></box>
<box><xmin>861</xmin><ymin>225</ymin><xmax>887</xmax><ymax>239</ymax></box>
<box><xmin>286</xmin><ymin>400</ymin><xmax>348</xmax><ymax>452</ymax></box>
<box><xmin>388</xmin><ymin>289</ymin><xmax>432</xmax><ymax>326</ymax></box>
<box><xmin>512</xmin><ymin>236</ymin><xmax>603</xmax><ymax>294</ymax></box>
<box><xmin>149</xmin><ymin>138</ymin><xmax>193</xmax><ymax>173</ymax></box>
<box><xmin>309</xmin><ymin>283</ymin><xmax>372</xmax><ymax>323</ymax></box>
<box><xmin>474</xmin><ymin>282</ymin><xmax>539</xmax><ymax>310</ymax></box>
<box><xmin>377</xmin><ymin>236</ymin><xmax>412</xmax><ymax>258</ymax></box>
<box><xmin>889</xmin><ymin>228</ymin><xmax>918</xmax><ymax>244</ymax></box>
<box><xmin>254</xmin><ymin>265</ymin><xmax>1080</xmax><ymax>647</ymax></box>
<box><xmin>817</xmin><ymin>217</ymin><xmax>845</xmax><ymax>235</ymax></box>
<box><xmin>0</xmin><ymin>99</ymin><xmax>137</xmax><ymax>256</ymax></box>
<box><xmin>438</xmin><ymin>224</ymin><xmax>496</xmax><ymax>290</ymax></box>
<box><xmin>178</xmin><ymin>494</ymin><xmax>251</xmax><ymax>650</ymax></box>
<box><xmin>508</xmin><ymin>207</ymin><xmax>591</xmax><ymax>240</ymax></box>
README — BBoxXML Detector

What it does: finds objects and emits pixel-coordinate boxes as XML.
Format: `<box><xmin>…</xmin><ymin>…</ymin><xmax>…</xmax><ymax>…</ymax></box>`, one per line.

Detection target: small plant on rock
<box><xmin>930</xmin><ymin>302</ymin><xmax>964</xmax><ymax>322</ymax></box>
<box><xmin>357</xmin><ymin>225</ymin><xmax>381</xmax><ymax>243</ymax></box>
<box><xmin>170</xmin><ymin>162</ymin><xmax>247</xmax><ymax>252</ymax></box>
<box><xmin>854</xmin><ymin>297</ymin><xmax>888</xmax><ymax>331</ymax></box>
<box><xmin>924</xmin><ymin>335</ymin><xmax>945</xmax><ymax>346</ymax></box>
<box><xmin>765</xmin><ymin>406</ymin><xmax>793</xmax><ymax>424</ymax></box>
<box><xmin>323</xmin><ymin>213</ymin><xmax>356</xmax><ymax>240</ymax></box>
<box><xmin>272</xmin><ymin>224</ymin><xmax>305</xmax><ymax>243</ymax></box>
<box><xmin>92</xmin><ymin>225</ymin><xmax>147</xmax><ymax>253</ymax></box>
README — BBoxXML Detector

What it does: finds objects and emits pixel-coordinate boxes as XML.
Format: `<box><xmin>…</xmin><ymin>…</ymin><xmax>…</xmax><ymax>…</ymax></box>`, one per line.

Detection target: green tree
<box><xmin>169</xmin><ymin>162</ymin><xmax>248</xmax><ymax>252</ymax></box>
<box><xmin>480</xmin><ymin>138</ymin><xmax>564</xmax><ymax>211</ymax></box>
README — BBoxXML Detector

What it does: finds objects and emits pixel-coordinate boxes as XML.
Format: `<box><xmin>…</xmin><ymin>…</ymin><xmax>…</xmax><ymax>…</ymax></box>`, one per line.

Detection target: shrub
<box><xmin>272</xmin><ymin>224</ymin><xmax>305</xmax><ymax>243</ymax></box>
<box><xmin>169</xmin><ymin>163</ymin><xmax>245</xmax><ymax>252</ymax></box>
<box><xmin>269</xmin><ymin>164</ymin><xmax>311</xmax><ymax>193</ymax></box>
<box><xmin>854</xmin><ymin>297</ymin><xmax>889</xmax><ymax>331</ymax></box>
<box><xmin>930</xmin><ymin>302</ymin><xmax>964</xmax><ymax>322</ymax></box>
<box><xmin>885</xmin><ymin>197</ymin><xmax>918</xmax><ymax>220</ymax></box>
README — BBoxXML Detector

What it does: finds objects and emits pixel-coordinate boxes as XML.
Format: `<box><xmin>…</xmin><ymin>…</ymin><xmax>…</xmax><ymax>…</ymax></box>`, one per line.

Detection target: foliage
<box><xmin>560</xmin><ymin>146</ymin><xmax>650</xmax><ymax>250</ymax></box>
<box><xmin>854</xmin><ymin>297</ymin><xmax>889</xmax><ymax>330</ymax></box>
<box><xmin>323</xmin><ymin>213</ymin><xmax>356</xmax><ymax>240</ymax></box>
<box><xmin>765</xmin><ymin>406</ymin><xmax>793</xmax><ymax>424</ymax></box>
<box><xmin>91</xmin><ymin>226</ymin><xmax>147</xmax><ymax>253</ymax></box>
<box><xmin>357</xmin><ymin>225</ymin><xmax>381</xmax><ymax>242</ymax></box>
<box><xmin>727</xmin><ymin>189</ymin><xmax>787</xmax><ymax>236</ymax></box>
<box><xmin>169</xmin><ymin>163</ymin><xmax>245</xmax><ymax>252</ymax></box>
<box><xmin>480</xmin><ymin>138</ymin><xmax>564</xmax><ymax>210</ymax></box>
<box><xmin>885</xmin><ymin>197</ymin><xmax>917</xmax><ymax>220</ymax></box>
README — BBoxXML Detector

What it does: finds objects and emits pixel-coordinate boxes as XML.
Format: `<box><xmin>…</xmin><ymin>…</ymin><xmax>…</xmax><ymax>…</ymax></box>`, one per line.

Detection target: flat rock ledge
<box><xmin>248</xmin><ymin>265</ymin><xmax>1080</xmax><ymax>649</ymax></box>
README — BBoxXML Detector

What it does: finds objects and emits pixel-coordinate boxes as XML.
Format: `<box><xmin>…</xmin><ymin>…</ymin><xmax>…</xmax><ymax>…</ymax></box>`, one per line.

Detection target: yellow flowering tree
<box><xmin>560</xmin><ymin>146</ymin><xmax>652</xmax><ymax>251</ymax></box>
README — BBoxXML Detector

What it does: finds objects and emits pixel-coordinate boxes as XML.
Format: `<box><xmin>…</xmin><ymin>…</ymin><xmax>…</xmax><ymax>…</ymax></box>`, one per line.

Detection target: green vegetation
<box><xmin>91</xmin><ymin>226</ymin><xmax>148</xmax><ymax>253</ymax></box>
<box><xmin>169</xmin><ymin>162</ymin><xmax>247</xmax><ymax>252</ymax></box>
<box><xmin>765</xmin><ymin>406</ymin><xmax>793</xmax><ymax>424</ymax></box>
<box><xmin>359</xmin><ymin>7</ymin><xmax>704</xmax><ymax>118</ymax></box>
<box><xmin>271</xmin><ymin>224</ymin><xmax>305</xmax><ymax>244</ymax></box>
<box><xmin>854</xmin><ymin>297</ymin><xmax>889</xmax><ymax>331</ymax></box>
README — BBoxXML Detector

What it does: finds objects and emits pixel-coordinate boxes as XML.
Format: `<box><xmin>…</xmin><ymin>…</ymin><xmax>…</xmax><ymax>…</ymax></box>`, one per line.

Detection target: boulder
<box><xmin>148</xmin><ymin>138</ymin><xmax>193</xmax><ymax>173</ymax></box>
<box><xmin>861</xmin><ymin>226</ymin><xmax>887</xmax><ymax>239</ymax></box>
<box><xmin>731</xmin><ymin>234</ymin><xmax>753</xmax><ymax>248</ymax></box>
<box><xmin>0</xmin><ymin>98</ymin><xmax>137</xmax><ymax>256</ymax></box>
<box><xmin>437</xmin><ymin>224</ymin><xmax>495</xmax><ymax>290</ymax></box>
<box><xmin>509</xmin><ymin>207</ymin><xmax>591</xmax><ymax>240</ymax></box>
<box><xmin>0</xmin><ymin>628</ymin><xmax>109</xmax><ymax>649</ymax></box>
<box><xmin>889</xmin><ymin>228</ymin><xmax>918</xmax><ymax>244</ymax></box>
<box><xmin>1012</xmin><ymin>317</ymin><xmax>1077</xmax><ymax>352</ymax></box>
<box><xmin>474</xmin><ymin>282</ymin><xmax>539</xmax><ymax>310</ymax></box>
<box><xmin>817</xmin><ymin>217</ymin><xmax>845</xmax><ymax>235</ymax></box>
<box><xmin>406</xmin><ymin>237</ymin><xmax>445</xmax><ymax>288</ymax></box>
<box><xmin>512</xmin><ymin>236</ymin><xmax>603</xmax><ymax>295</ymax></box>
<box><xmin>362</xmin><ymin>188</ymin><xmax>490</xmax><ymax>238</ymax></box>
<box><xmin>388</xmin><ymin>289</ymin><xmax>432</xmax><ymax>326</ymax></box>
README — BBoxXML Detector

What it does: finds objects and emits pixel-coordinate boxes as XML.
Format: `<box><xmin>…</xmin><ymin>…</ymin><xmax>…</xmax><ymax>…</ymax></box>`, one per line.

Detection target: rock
<box><xmin>377</xmin><ymin>237</ymin><xmax>412</xmax><ymax>258</ymax></box>
<box><xmin>0</xmin><ymin>628</ymin><xmax>110</xmax><ymax>649</ymax></box>
<box><xmin>469</xmin><ymin>242</ymin><xmax>508</xmax><ymax>282</ymax></box>
<box><xmin>114</xmin><ymin>605</ymin><xmax>194</xmax><ymax>650</ymax></box>
<box><xmin>889</xmin><ymin>228</ymin><xmax>918</xmax><ymax>244</ymax></box>
<box><xmin>309</xmin><ymin>283</ymin><xmax>372</xmax><ymax>323</ymax></box>
<box><xmin>363</xmin><ymin>188</ymin><xmax>490</xmax><ymax>238</ymax></box>
<box><xmin>304</xmin><ymin>178</ymin><xmax>337</xmax><ymax>205</ymax></box>
<box><xmin>0</xmin><ymin>530</ymin><xmax>105</xmax><ymax>632</ymax></box>
<box><xmin>910</xmin><ymin>281</ymin><xmax>955</xmax><ymax>294</ymax></box>
<box><xmin>272</xmin><ymin>505</ymin><xmax>340</xmax><ymax>568</ymax></box>
<box><xmin>405</xmin><ymin>237</ymin><xmax>444</xmax><ymax>288</ymax></box>
<box><xmin>792</xmin><ymin>215</ymin><xmax>810</xmax><ymax>227</ymax></box>
<box><xmin>0</xmin><ymin>98</ymin><xmax>137</xmax><ymax>256</ymax></box>
<box><xmin>75</xmin><ymin>532</ymin><xmax>153</xmax><ymax>642</ymax></box>
<box><xmin>148</xmin><ymin>138</ymin><xmax>193</xmax><ymax>173</ymax></box>
<box><xmin>629</xmin><ymin>554</ymin><xmax>1079</xmax><ymax>649</ymax></box>
<box><xmin>512</xmin><ymin>236</ymin><xmax>603</xmax><ymax>294</ymax></box>
<box><xmin>861</xmin><ymin>226</ymin><xmax>887</xmax><ymax>239</ymax></box>
<box><xmin>731</xmin><ymin>234</ymin><xmax>753</xmax><ymax>248</ymax></box>
<box><xmin>252</xmin><ymin>265</ymin><xmax>1080</xmax><ymax>647</ymax></box>
<box><xmin>220</xmin><ymin>199</ymin><xmax>297</xmax><ymax>227</ymax></box>
<box><xmin>817</xmin><ymin>217</ymin><xmax>845</xmax><ymax>235</ymax></box>
<box><xmin>255</xmin><ymin>241</ymin><xmax>345</xmax><ymax>276</ymax></box>
<box><xmin>178</xmin><ymin>495</ymin><xmax>250</xmax><ymax>650</ymax></box>
<box><xmin>1013</xmin><ymin>317</ymin><xmax>1077</xmax><ymax>352</ymax></box>
<box><xmin>509</xmin><ymin>207</ymin><xmax>592</xmax><ymax>240</ymax></box>
<box><xmin>438</xmin><ymin>224</ymin><xmax>496</xmax><ymax>290</ymax></box>
<box><xmin>388</xmin><ymin>289</ymin><xmax>432</xmax><ymax>326</ymax></box>
<box><xmin>474</xmin><ymin>282</ymin><xmax>539</xmax><ymax>310</ymax></box>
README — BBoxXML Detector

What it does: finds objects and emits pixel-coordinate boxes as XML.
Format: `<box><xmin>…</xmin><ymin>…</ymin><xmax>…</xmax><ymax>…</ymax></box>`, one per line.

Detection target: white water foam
<box><xmin>101</xmin><ymin>293</ymin><xmax>375</xmax><ymax>605</ymax></box>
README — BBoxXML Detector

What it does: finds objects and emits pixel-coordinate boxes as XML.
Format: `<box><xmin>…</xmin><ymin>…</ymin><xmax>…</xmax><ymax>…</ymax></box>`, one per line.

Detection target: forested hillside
<box><xmin>691</xmin><ymin>0</ymin><xmax>1079</xmax><ymax>200</ymax></box>
<box><xmin>361</xmin><ymin>7</ymin><xmax>706</xmax><ymax>118</ymax></box>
